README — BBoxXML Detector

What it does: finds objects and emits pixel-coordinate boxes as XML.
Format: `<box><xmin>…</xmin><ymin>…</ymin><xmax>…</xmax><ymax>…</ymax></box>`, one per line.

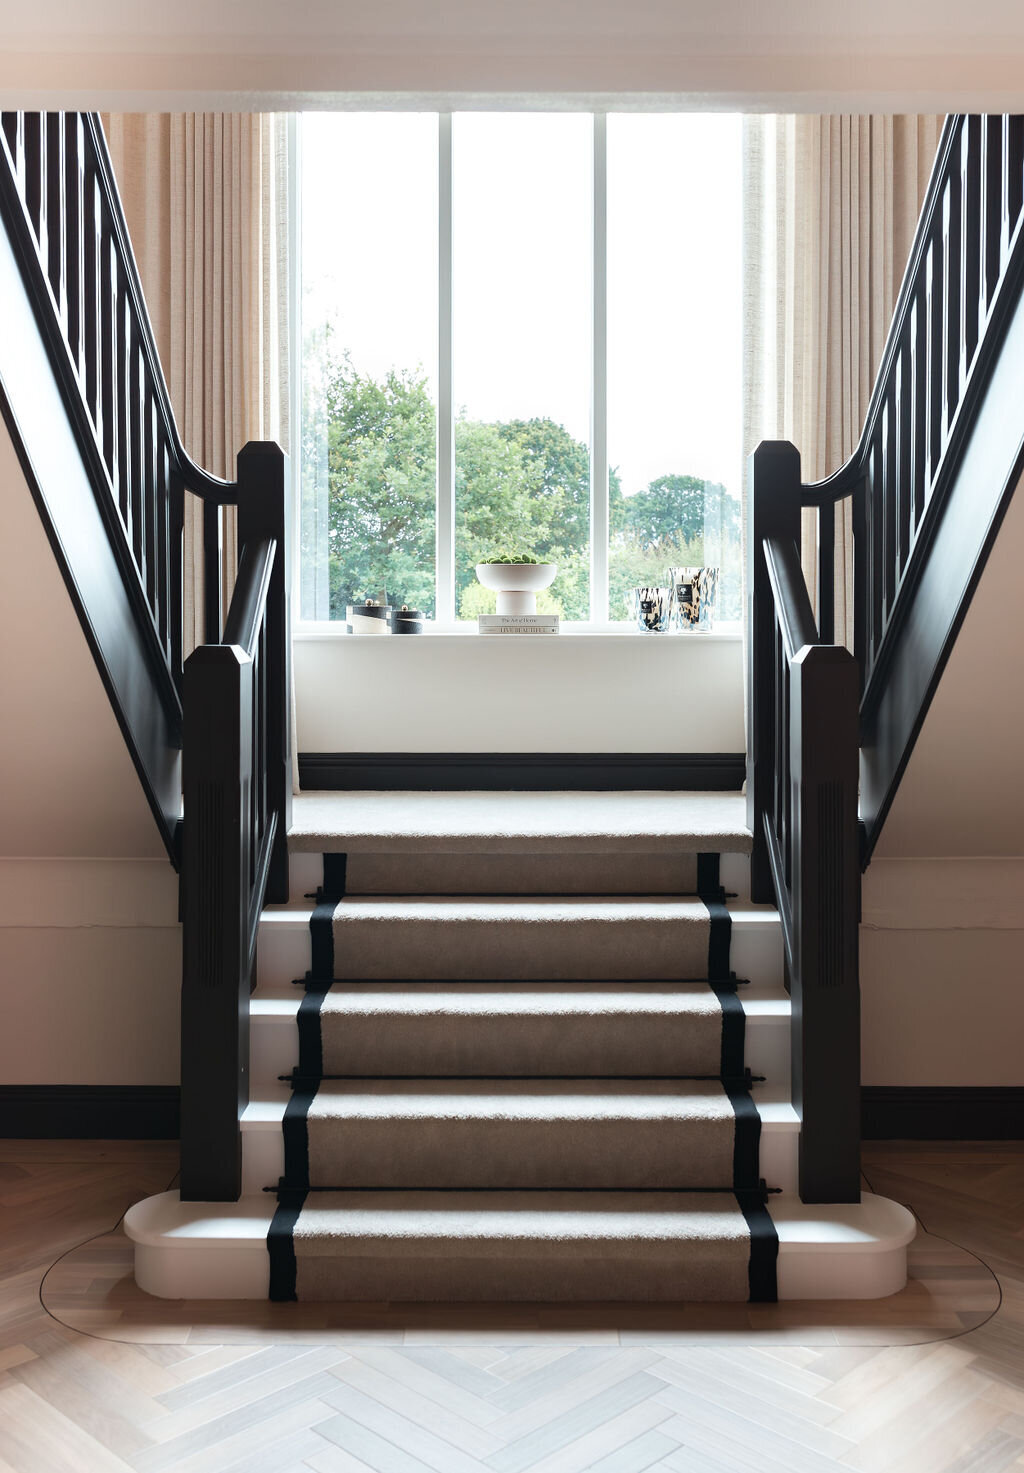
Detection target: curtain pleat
<box><xmin>743</xmin><ymin>112</ymin><xmax>942</xmax><ymax>649</ymax></box>
<box><xmin>103</xmin><ymin>110</ymin><xmax>290</xmax><ymax>654</ymax></box>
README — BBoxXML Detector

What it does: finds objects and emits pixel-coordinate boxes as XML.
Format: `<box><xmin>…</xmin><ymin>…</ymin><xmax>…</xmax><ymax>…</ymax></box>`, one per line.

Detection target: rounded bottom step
<box><xmin>126</xmin><ymin>1190</ymin><xmax>915</xmax><ymax>1302</ymax></box>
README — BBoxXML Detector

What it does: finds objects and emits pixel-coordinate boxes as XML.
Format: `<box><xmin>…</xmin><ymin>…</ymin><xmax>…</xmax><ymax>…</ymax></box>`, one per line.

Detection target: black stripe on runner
<box><xmin>737</xmin><ymin>1190</ymin><xmax>779</xmax><ymax>1303</ymax></box>
<box><xmin>697</xmin><ymin>853</ymin><xmax>732</xmax><ymax>980</ymax></box>
<box><xmin>711</xmin><ymin>980</ymin><xmax>745</xmax><ymax>1082</ymax></box>
<box><xmin>724</xmin><ymin>1080</ymin><xmax>762</xmax><ymax>1191</ymax></box>
<box><xmin>321</xmin><ymin>853</ymin><xmax>347</xmax><ymax>901</ymax></box>
<box><xmin>282</xmin><ymin>1086</ymin><xmax>316</xmax><ymax>1190</ymax></box>
<box><xmin>696</xmin><ymin>852</ymin><xmax>720</xmax><ymax>895</ymax></box>
<box><xmin>297</xmin><ymin>983</ymin><xmax>329</xmax><ymax>1080</ymax></box>
<box><xmin>267</xmin><ymin>1190</ymin><xmax>306</xmax><ymax>1302</ymax></box>
<box><xmin>309</xmin><ymin>898</ymin><xmax>336</xmax><ymax>979</ymax></box>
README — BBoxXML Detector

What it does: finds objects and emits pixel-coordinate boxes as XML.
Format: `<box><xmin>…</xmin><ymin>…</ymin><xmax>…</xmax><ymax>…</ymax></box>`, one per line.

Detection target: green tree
<box><xmin>316</xmin><ymin>354</ymin><xmax>437</xmax><ymax>617</ymax></box>
<box><xmin>303</xmin><ymin>345</ymin><xmax>736</xmax><ymax>625</ymax></box>
<box><xmin>623</xmin><ymin>473</ymin><xmax>738</xmax><ymax>550</ymax></box>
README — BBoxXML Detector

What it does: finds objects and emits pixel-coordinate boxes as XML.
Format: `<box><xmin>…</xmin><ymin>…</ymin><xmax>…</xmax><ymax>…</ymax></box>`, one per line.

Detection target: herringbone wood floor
<box><xmin>1</xmin><ymin>1140</ymin><xmax>1022</xmax><ymax>1471</ymax></box>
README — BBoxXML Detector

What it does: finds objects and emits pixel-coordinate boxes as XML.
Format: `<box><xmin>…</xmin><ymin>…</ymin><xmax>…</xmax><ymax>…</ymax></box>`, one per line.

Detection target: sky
<box><xmin>301</xmin><ymin>110</ymin><xmax>742</xmax><ymax>501</ymax></box>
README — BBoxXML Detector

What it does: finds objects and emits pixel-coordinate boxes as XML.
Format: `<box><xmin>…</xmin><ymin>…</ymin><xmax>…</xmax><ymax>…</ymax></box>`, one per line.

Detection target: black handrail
<box><xmin>224</xmin><ymin>538</ymin><xmax>277</xmax><ymax>653</ymax></box>
<box><xmin>763</xmin><ymin>537</ymin><xmax>818</xmax><ymax>656</ymax></box>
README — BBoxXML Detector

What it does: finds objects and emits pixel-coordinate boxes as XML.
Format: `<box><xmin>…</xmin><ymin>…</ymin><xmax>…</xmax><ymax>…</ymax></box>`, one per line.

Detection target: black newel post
<box><xmin>237</xmin><ymin>441</ymin><xmax>292</xmax><ymax>904</ymax></box>
<box><xmin>180</xmin><ymin>643</ymin><xmax>251</xmax><ymax>1202</ymax></box>
<box><xmin>746</xmin><ymin>441</ymin><xmax>802</xmax><ymax>904</ymax></box>
<box><xmin>790</xmin><ymin>644</ymin><xmax>862</xmax><ymax>1202</ymax></box>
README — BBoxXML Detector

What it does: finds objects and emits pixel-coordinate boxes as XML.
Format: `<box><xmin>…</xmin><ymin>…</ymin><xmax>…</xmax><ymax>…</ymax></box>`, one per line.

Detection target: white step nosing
<box><xmin>124</xmin><ymin>1189</ymin><xmax>916</xmax><ymax>1257</ymax></box>
<box><xmin>250</xmin><ymin>982</ymin><xmax>791</xmax><ymax>1012</ymax></box>
<box><xmin>239</xmin><ymin>1083</ymin><xmax>800</xmax><ymax>1130</ymax></box>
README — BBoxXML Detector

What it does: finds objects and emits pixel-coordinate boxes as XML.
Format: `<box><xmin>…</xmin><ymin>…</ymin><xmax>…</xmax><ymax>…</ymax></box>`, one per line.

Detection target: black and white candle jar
<box><xmin>346</xmin><ymin>600</ymin><xmax>391</xmax><ymax>634</ymax></box>
<box><xmin>669</xmin><ymin>567</ymin><xmax>720</xmax><ymax>631</ymax></box>
<box><xmin>392</xmin><ymin>605</ymin><xmax>424</xmax><ymax>634</ymax></box>
<box><xmin>630</xmin><ymin>586</ymin><xmax>672</xmax><ymax>632</ymax></box>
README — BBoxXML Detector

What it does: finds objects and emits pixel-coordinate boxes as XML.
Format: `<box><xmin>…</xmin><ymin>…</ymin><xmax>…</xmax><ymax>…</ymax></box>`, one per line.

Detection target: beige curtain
<box><xmin>743</xmin><ymin>114</ymin><xmax>942</xmax><ymax>647</ymax></box>
<box><xmin>103</xmin><ymin>112</ymin><xmax>290</xmax><ymax>651</ymax></box>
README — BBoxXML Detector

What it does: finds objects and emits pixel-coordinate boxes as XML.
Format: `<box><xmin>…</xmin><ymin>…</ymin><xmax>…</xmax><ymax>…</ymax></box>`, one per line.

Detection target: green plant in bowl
<box><xmin>479</xmin><ymin>552</ymin><xmax>543</xmax><ymax>565</ymax></box>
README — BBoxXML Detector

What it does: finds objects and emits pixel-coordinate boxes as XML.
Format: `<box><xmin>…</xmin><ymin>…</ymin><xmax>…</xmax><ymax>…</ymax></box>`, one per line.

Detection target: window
<box><xmin>299</xmin><ymin>112</ymin><xmax>741</xmax><ymax>627</ymax></box>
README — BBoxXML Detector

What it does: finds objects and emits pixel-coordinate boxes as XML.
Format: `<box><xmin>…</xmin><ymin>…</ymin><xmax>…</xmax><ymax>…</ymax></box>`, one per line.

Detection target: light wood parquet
<box><xmin>0</xmin><ymin>1139</ymin><xmax>1021</xmax><ymax>1471</ymax></box>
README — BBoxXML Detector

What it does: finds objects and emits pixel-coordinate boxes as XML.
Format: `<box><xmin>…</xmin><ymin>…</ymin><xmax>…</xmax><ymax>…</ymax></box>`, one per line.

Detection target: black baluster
<box><xmin>942</xmin><ymin>161</ymin><xmax>962</xmax><ymax>438</ymax></box>
<box><xmin>960</xmin><ymin>116</ymin><xmax>981</xmax><ymax>377</ymax></box>
<box><xmin>100</xmin><ymin>221</ymin><xmax>117</xmax><ymax>485</ymax></box>
<box><xmin>817</xmin><ymin>500</ymin><xmax>834</xmax><ymax>645</ymax></box>
<box><xmin>896</xmin><ymin>336</ymin><xmax>912</xmax><ymax>581</ymax></box>
<box><xmin>45</xmin><ymin>112</ymin><xmax>64</xmax><ymax>314</ymax></box>
<box><xmin>82</xmin><ymin>164</ymin><xmax>99</xmax><ymax>426</ymax></box>
<box><xmin>926</xmin><ymin>224</ymin><xmax>944</xmax><ymax>497</ymax></box>
<box><xmin>912</xmin><ymin>284</ymin><xmax>927</xmax><ymax>536</ymax></box>
<box><xmin>23</xmin><ymin>112</ymin><xmax>43</xmax><ymax>249</ymax></box>
<box><xmin>63</xmin><ymin>114</ymin><xmax>82</xmax><ymax>375</ymax></box>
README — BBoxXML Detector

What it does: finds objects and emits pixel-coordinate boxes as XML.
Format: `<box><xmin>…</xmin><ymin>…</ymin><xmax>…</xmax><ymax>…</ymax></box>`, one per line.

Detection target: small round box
<box><xmin>392</xmin><ymin>605</ymin><xmax>424</xmax><ymax>634</ymax></box>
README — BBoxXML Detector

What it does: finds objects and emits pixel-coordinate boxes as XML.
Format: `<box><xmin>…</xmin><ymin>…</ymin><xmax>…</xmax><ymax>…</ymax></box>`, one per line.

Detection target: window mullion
<box><xmin>436</xmin><ymin>112</ymin><xmax>456</xmax><ymax>624</ymax></box>
<box><xmin>590</xmin><ymin>112</ymin><xmax>609</xmax><ymax>624</ymax></box>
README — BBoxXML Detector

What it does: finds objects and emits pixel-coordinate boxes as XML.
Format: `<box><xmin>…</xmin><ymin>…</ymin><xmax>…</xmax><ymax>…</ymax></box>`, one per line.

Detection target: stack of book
<box><xmin>478</xmin><ymin>614</ymin><xmax>560</xmax><ymax>636</ymax></box>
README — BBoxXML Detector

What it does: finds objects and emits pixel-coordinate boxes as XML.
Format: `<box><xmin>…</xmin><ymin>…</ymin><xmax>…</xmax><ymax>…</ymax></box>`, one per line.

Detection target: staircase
<box><xmin>126</xmin><ymin>790</ymin><xmax>913</xmax><ymax>1300</ymax></box>
<box><xmin>4</xmin><ymin>109</ymin><xmax>1023</xmax><ymax>1307</ymax></box>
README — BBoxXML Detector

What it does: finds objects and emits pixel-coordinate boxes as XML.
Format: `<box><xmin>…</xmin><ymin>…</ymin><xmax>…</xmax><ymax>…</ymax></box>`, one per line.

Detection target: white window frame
<box><xmin>291</xmin><ymin>109</ymin><xmax>737</xmax><ymax>634</ymax></box>
<box><xmin>429</xmin><ymin>111</ymin><xmax>609</xmax><ymax>628</ymax></box>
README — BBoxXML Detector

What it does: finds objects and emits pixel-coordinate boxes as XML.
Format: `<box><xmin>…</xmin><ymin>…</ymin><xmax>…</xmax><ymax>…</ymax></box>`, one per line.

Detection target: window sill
<box><xmin>293</xmin><ymin>623</ymin><xmax>743</xmax><ymax>642</ymax></box>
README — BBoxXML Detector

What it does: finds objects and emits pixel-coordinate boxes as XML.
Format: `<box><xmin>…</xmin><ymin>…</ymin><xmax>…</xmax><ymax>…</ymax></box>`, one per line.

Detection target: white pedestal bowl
<box><xmin>475</xmin><ymin>563</ymin><xmax>557</xmax><ymax>615</ymax></box>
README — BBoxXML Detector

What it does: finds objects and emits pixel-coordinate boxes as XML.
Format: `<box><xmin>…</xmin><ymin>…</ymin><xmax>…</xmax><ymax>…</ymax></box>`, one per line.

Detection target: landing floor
<box><xmin>0</xmin><ymin>1139</ymin><xmax>1019</xmax><ymax>1471</ymax></box>
<box><xmin>288</xmin><ymin>790</ymin><xmax>753</xmax><ymax>853</ymax></box>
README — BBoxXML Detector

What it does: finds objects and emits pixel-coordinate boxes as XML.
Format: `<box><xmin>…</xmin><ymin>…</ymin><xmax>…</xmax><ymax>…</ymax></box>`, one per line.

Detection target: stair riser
<box><xmin>288</xmin><ymin>850</ymin><xmax>751</xmax><ymax>902</ymax></box>
<box><xmin>321</xmin><ymin>1015</ymin><xmax>719</xmax><ymax>1078</ymax></box>
<box><xmin>255</xmin><ymin>911</ymin><xmax>783</xmax><ymax>988</ymax></box>
<box><xmin>248</xmin><ymin>1003</ymin><xmax>791</xmax><ymax>1087</ymax></box>
<box><xmin>304</xmin><ymin>1117</ymin><xmax>730</xmax><ymax>1189</ymax></box>
<box><xmin>240</xmin><ymin>1114</ymin><xmax>798</xmax><ymax>1193</ymax></box>
<box><xmin>328</xmin><ymin>916</ymin><xmax>714</xmax><ymax>981</ymax></box>
<box><xmin>290</xmin><ymin>1255</ymin><xmax>754</xmax><ymax>1302</ymax></box>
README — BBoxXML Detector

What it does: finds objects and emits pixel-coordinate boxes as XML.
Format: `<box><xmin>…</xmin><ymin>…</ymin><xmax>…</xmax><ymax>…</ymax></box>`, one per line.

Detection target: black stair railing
<box><xmin>749</xmin><ymin>114</ymin><xmax>1024</xmax><ymax>1203</ymax></box>
<box><xmin>747</xmin><ymin>443</ymin><xmax>861</xmax><ymax>1204</ymax></box>
<box><xmin>180</xmin><ymin>449</ymin><xmax>290</xmax><ymax>1201</ymax></box>
<box><xmin>0</xmin><ymin>112</ymin><xmax>291</xmax><ymax>1201</ymax></box>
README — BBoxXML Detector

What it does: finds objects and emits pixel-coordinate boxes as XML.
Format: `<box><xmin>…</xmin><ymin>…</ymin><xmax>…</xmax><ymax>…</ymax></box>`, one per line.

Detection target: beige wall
<box><xmin>0</xmin><ymin>419</ymin><xmax>180</xmax><ymax>1087</ymax></box>
<box><xmin>876</xmin><ymin>477</ymin><xmax>1024</xmax><ymax>859</ymax></box>
<box><xmin>861</xmin><ymin>475</ymin><xmax>1024</xmax><ymax>1086</ymax></box>
<box><xmin>294</xmin><ymin>634</ymin><xmax>745</xmax><ymax>755</ymax></box>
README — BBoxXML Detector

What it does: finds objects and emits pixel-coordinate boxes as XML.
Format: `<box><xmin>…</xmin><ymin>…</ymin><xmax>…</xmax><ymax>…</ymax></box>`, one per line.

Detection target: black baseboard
<box><xmin>862</xmin><ymin>1087</ymin><xmax>1024</xmax><ymax>1140</ymax></box>
<box><xmin>299</xmin><ymin>752</ymin><xmax>747</xmax><ymax>792</ymax></box>
<box><xmin>0</xmin><ymin>1086</ymin><xmax>180</xmax><ymax>1140</ymax></box>
<box><xmin>3</xmin><ymin>1083</ymin><xmax>1017</xmax><ymax>1143</ymax></box>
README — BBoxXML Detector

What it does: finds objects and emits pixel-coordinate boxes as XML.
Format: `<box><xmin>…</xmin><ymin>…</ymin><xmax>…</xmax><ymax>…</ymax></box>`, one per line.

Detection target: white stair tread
<box><xmin>240</xmin><ymin>1082</ymin><xmax>800</xmax><ymax>1129</ymax></box>
<box><xmin>288</xmin><ymin>790</ymin><xmax>752</xmax><ymax>855</ymax></box>
<box><xmin>125</xmin><ymin>1189</ymin><xmax>915</xmax><ymax>1256</ymax></box>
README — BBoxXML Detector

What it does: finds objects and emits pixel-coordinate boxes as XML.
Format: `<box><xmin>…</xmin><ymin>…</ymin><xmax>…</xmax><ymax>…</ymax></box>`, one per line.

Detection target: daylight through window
<box><xmin>299</xmin><ymin>112</ymin><xmax>742</xmax><ymax>626</ymax></box>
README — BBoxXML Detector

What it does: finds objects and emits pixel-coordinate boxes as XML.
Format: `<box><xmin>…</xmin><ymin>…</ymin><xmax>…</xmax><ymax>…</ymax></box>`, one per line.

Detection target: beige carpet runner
<box><xmin>269</xmin><ymin>831</ymin><xmax>776</xmax><ymax>1303</ymax></box>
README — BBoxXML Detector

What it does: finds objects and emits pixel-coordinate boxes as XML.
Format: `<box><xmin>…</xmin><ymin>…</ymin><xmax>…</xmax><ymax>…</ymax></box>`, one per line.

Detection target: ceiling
<box><xmin>3</xmin><ymin>0</ymin><xmax>1024</xmax><ymax>111</ymax></box>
